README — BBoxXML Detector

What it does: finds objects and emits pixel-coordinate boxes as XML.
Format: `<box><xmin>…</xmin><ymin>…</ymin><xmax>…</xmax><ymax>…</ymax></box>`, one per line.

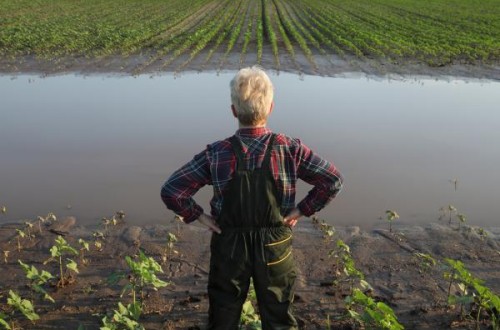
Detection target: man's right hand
<box><xmin>197</xmin><ymin>213</ymin><xmax>222</xmax><ymax>234</ymax></box>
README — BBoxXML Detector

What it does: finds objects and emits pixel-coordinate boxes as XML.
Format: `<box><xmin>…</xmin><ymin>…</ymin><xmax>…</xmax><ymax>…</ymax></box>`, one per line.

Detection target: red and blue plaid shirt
<box><xmin>161</xmin><ymin>127</ymin><xmax>343</xmax><ymax>223</ymax></box>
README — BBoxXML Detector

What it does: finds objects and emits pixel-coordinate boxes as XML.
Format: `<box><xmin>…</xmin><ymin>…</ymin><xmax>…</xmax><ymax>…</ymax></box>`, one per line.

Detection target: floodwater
<box><xmin>1</xmin><ymin>72</ymin><xmax>499</xmax><ymax>230</ymax></box>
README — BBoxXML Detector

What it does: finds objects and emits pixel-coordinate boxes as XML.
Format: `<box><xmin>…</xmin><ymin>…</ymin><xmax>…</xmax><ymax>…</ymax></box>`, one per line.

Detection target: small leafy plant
<box><xmin>444</xmin><ymin>258</ymin><xmax>500</xmax><ymax>329</ymax></box>
<box><xmin>385</xmin><ymin>210</ymin><xmax>399</xmax><ymax>233</ymax></box>
<box><xmin>18</xmin><ymin>260</ymin><xmax>55</xmax><ymax>303</ymax></box>
<box><xmin>7</xmin><ymin>290</ymin><xmax>39</xmax><ymax>324</ymax></box>
<box><xmin>240</xmin><ymin>281</ymin><xmax>261</xmax><ymax>329</ymax></box>
<box><xmin>78</xmin><ymin>238</ymin><xmax>90</xmax><ymax>265</ymax></box>
<box><xmin>44</xmin><ymin>236</ymin><xmax>79</xmax><ymax>287</ymax></box>
<box><xmin>345</xmin><ymin>288</ymin><xmax>404</xmax><ymax>330</ymax></box>
<box><xmin>162</xmin><ymin>232</ymin><xmax>178</xmax><ymax>264</ymax></box>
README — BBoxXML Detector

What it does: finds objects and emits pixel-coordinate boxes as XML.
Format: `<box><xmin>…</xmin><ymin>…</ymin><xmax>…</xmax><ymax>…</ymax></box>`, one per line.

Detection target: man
<box><xmin>161</xmin><ymin>66</ymin><xmax>343</xmax><ymax>329</ymax></box>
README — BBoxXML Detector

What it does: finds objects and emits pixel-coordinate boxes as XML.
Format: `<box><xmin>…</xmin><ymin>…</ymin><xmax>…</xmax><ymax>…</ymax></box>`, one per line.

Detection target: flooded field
<box><xmin>1</xmin><ymin>72</ymin><xmax>499</xmax><ymax>229</ymax></box>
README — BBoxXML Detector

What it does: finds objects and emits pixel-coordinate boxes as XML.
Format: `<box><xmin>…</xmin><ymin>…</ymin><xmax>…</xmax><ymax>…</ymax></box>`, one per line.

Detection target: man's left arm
<box><xmin>295</xmin><ymin>142</ymin><xmax>344</xmax><ymax>218</ymax></box>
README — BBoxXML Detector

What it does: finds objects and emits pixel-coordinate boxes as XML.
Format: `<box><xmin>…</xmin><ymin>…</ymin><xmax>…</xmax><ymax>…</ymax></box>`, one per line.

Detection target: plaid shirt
<box><xmin>161</xmin><ymin>127</ymin><xmax>343</xmax><ymax>223</ymax></box>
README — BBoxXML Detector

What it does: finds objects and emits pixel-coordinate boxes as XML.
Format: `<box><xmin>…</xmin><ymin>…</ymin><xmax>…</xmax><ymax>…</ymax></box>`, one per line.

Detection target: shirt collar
<box><xmin>236</xmin><ymin>127</ymin><xmax>272</xmax><ymax>138</ymax></box>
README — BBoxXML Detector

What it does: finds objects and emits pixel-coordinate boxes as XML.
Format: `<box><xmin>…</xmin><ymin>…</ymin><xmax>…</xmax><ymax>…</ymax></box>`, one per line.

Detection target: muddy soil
<box><xmin>0</xmin><ymin>216</ymin><xmax>499</xmax><ymax>330</ymax></box>
<box><xmin>0</xmin><ymin>50</ymin><xmax>499</xmax><ymax>80</ymax></box>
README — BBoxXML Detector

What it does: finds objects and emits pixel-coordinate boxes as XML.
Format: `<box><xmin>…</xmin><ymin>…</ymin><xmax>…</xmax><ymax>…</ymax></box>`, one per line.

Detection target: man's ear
<box><xmin>269</xmin><ymin>101</ymin><xmax>274</xmax><ymax>115</ymax></box>
<box><xmin>231</xmin><ymin>105</ymin><xmax>238</xmax><ymax>118</ymax></box>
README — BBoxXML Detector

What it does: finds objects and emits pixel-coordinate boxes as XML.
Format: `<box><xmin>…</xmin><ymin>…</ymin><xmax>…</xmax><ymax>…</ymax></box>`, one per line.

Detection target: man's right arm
<box><xmin>161</xmin><ymin>150</ymin><xmax>211</xmax><ymax>224</ymax></box>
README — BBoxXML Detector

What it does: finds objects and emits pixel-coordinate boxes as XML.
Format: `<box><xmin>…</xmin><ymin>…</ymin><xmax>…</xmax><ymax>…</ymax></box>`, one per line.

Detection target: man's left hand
<box><xmin>284</xmin><ymin>208</ymin><xmax>302</xmax><ymax>228</ymax></box>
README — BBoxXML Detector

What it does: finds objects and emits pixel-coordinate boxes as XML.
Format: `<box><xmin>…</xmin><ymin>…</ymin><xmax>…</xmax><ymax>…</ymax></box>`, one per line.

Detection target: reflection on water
<box><xmin>1</xmin><ymin>73</ymin><xmax>499</xmax><ymax>229</ymax></box>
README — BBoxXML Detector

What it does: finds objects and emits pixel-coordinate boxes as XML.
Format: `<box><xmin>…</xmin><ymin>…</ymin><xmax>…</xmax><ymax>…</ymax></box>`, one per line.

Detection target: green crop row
<box><xmin>0</xmin><ymin>0</ymin><xmax>499</xmax><ymax>71</ymax></box>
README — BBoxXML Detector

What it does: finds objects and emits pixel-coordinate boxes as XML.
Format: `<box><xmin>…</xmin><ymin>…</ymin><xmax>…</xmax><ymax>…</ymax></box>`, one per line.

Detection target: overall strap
<box><xmin>228</xmin><ymin>133</ymin><xmax>276</xmax><ymax>170</ymax></box>
<box><xmin>261</xmin><ymin>133</ymin><xmax>276</xmax><ymax>170</ymax></box>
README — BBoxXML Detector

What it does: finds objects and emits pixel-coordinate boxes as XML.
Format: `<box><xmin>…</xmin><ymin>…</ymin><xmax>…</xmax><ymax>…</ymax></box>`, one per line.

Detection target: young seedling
<box><xmin>116</xmin><ymin>210</ymin><xmax>126</xmax><ymax>220</ymax></box>
<box><xmin>92</xmin><ymin>231</ymin><xmax>105</xmax><ymax>251</ymax></box>
<box><xmin>475</xmin><ymin>227</ymin><xmax>488</xmax><ymax>241</ymax></box>
<box><xmin>456</xmin><ymin>213</ymin><xmax>466</xmax><ymax>229</ymax></box>
<box><xmin>100</xmin><ymin>301</ymin><xmax>145</xmax><ymax>330</ymax></box>
<box><xmin>385</xmin><ymin>210</ymin><xmax>399</xmax><ymax>233</ymax></box>
<box><xmin>413</xmin><ymin>252</ymin><xmax>436</xmax><ymax>273</ymax></box>
<box><xmin>23</xmin><ymin>222</ymin><xmax>35</xmax><ymax>240</ymax></box>
<box><xmin>162</xmin><ymin>232</ymin><xmax>178</xmax><ymax>264</ymax></box>
<box><xmin>44</xmin><ymin>236</ymin><xmax>79</xmax><ymax>287</ymax></box>
<box><xmin>109</xmin><ymin>250</ymin><xmax>170</xmax><ymax>309</ymax></box>
<box><xmin>78</xmin><ymin>238</ymin><xmax>90</xmax><ymax>265</ymax></box>
<box><xmin>444</xmin><ymin>258</ymin><xmax>500</xmax><ymax>329</ymax></box>
<box><xmin>240</xmin><ymin>280</ymin><xmax>261</xmax><ymax>329</ymax></box>
<box><xmin>3</xmin><ymin>250</ymin><xmax>10</xmax><ymax>264</ymax></box>
<box><xmin>345</xmin><ymin>288</ymin><xmax>404</xmax><ymax>330</ymax></box>
<box><xmin>440</xmin><ymin>205</ymin><xmax>457</xmax><ymax>225</ymax></box>
<box><xmin>36</xmin><ymin>213</ymin><xmax>56</xmax><ymax>234</ymax></box>
<box><xmin>172</xmin><ymin>215</ymin><xmax>183</xmax><ymax>236</ymax></box>
<box><xmin>18</xmin><ymin>260</ymin><xmax>55</xmax><ymax>303</ymax></box>
<box><xmin>14</xmin><ymin>229</ymin><xmax>26</xmax><ymax>252</ymax></box>
<box><xmin>0</xmin><ymin>312</ymin><xmax>11</xmax><ymax>329</ymax></box>
<box><xmin>7</xmin><ymin>290</ymin><xmax>39</xmax><ymax>324</ymax></box>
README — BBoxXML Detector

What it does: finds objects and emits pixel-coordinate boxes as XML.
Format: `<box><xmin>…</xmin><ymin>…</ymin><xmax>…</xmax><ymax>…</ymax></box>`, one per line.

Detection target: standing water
<box><xmin>1</xmin><ymin>72</ymin><xmax>499</xmax><ymax>229</ymax></box>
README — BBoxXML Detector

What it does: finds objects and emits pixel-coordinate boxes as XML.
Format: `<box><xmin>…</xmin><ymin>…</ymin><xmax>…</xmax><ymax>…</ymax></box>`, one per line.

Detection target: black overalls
<box><xmin>208</xmin><ymin>134</ymin><xmax>298</xmax><ymax>330</ymax></box>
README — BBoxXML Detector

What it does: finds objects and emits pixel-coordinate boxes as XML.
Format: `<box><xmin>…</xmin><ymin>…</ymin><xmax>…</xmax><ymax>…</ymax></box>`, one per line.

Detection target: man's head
<box><xmin>230</xmin><ymin>66</ymin><xmax>274</xmax><ymax>127</ymax></box>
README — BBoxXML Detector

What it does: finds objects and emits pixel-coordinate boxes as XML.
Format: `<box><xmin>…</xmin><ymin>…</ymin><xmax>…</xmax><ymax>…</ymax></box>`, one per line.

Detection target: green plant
<box><xmin>385</xmin><ymin>210</ymin><xmax>399</xmax><ymax>233</ymax></box>
<box><xmin>7</xmin><ymin>290</ymin><xmax>39</xmax><ymax>324</ymax></box>
<box><xmin>439</xmin><ymin>205</ymin><xmax>457</xmax><ymax>225</ymax></box>
<box><xmin>23</xmin><ymin>222</ymin><xmax>35</xmax><ymax>240</ymax></box>
<box><xmin>413</xmin><ymin>252</ymin><xmax>436</xmax><ymax>273</ymax></box>
<box><xmin>456</xmin><ymin>213</ymin><xmax>467</xmax><ymax>229</ymax></box>
<box><xmin>109</xmin><ymin>250</ymin><xmax>169</xmax><ymax>306</ymax></box>
<box><xmin>162</xmin><ymin>232</ymin><xmax>178</xmax><ymax>264</ymax></box>
<box><xmin>14</xmin><ymin>229</ymin><xmax>26</xmax><ymax>252</ymax></box>
<box><xmin>78</xmin><ymin>238</ymin><xmax>90</xmax><ymax>265</ymax></box>
<box><xmin>3</xmin><ymin>250</ymin><xmax>9</xmax><ymax>264</ymax></box>
<box><xmin>0</xmin><ymin>312</ymin><xmax>11</xmax><ymax>329</ymax></box>
<box><xmin>444</xmin><ymin>258</ymin><xmax>500</xmax><ymax>329</ymax></box>
<box><xmin>329</xmin><ymin>240</ymin><xmax>369</xmax><ymax>293</ymax></box>
<box><xmin>345</xmin><ymin>288</ymin><xmax>404</xmax><ymax>330</ymax></box>
<box><xmin>100</xmin><ymin>302</ymin><xmax>144</xmax><ymax>330</ymax></box>
<box><xmin>240</xmin><ymin>280</ymin><xmax>261</xmax><ymax>329</ymax></box>
<box><xmin>36</xmin><ymin>213</ymin><xmax>57</xmax><ymax>234</ymax></box>
<box><xmin>18</xmin><ymin>260</ymin><xmax>54</xmax><ymax>303</ymax></box>
<box><xmin>44</xmin><ymin>236</ymin><xmax>79</xmax><ymax>287</ymax></box>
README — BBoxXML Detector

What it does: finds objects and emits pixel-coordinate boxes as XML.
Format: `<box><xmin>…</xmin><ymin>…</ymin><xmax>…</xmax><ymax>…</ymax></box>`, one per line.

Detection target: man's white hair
<box><xmin>230</xmin><ymin>66</ymin><xmax>274</xmax><ymax>126</ymax></box>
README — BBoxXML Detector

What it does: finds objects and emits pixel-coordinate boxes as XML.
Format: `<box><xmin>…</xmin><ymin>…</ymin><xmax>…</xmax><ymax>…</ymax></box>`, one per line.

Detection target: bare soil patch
<box><xmin>0</xmin><ymin>51</ymin><xmax>499</xmax><ymax>80</ymax></box>
<box><xmin>0</xmin><ymin>217</ymin><xmax>499</xmax><ymax>329</ymax></box>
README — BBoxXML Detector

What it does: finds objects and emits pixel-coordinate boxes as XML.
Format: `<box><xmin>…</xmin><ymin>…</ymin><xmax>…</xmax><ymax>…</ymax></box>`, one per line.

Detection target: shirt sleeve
<box><xmin>294</xmin><ymin>141</ymin><xmax>343</xmax><ymax>217</ymax></box>
<box><xmin>160</xmin><ymin>149</ymin><xmax>211</xmax><ymax>223</ymax></box>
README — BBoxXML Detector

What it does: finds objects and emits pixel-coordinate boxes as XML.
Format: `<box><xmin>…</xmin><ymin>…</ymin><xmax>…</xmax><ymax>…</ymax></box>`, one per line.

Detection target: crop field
<box><xmin>0</xmin><ymin>0</ymin><xmax>499</xmax><ymax>74</ymax></box>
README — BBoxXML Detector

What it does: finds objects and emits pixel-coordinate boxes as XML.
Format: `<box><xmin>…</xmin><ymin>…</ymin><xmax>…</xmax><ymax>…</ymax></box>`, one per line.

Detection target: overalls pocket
<box><xmin>264</xmin><ymin>229</ymin><xmax>295</xmax><ymax>276</ymax></box>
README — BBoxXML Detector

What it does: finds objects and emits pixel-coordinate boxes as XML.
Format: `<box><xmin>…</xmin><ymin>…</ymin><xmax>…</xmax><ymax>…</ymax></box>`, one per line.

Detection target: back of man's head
<box><xmin>230</xmin><ymin>66</ymin><xmax>274</xmax><ymax>126</ymax></box>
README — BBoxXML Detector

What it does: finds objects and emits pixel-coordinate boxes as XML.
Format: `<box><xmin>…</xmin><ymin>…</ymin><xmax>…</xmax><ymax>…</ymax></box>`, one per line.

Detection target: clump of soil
<box><xmin>0</xmin><ymin>217</ymin><xmax>498</xmax><ymax>329</ymax></box>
